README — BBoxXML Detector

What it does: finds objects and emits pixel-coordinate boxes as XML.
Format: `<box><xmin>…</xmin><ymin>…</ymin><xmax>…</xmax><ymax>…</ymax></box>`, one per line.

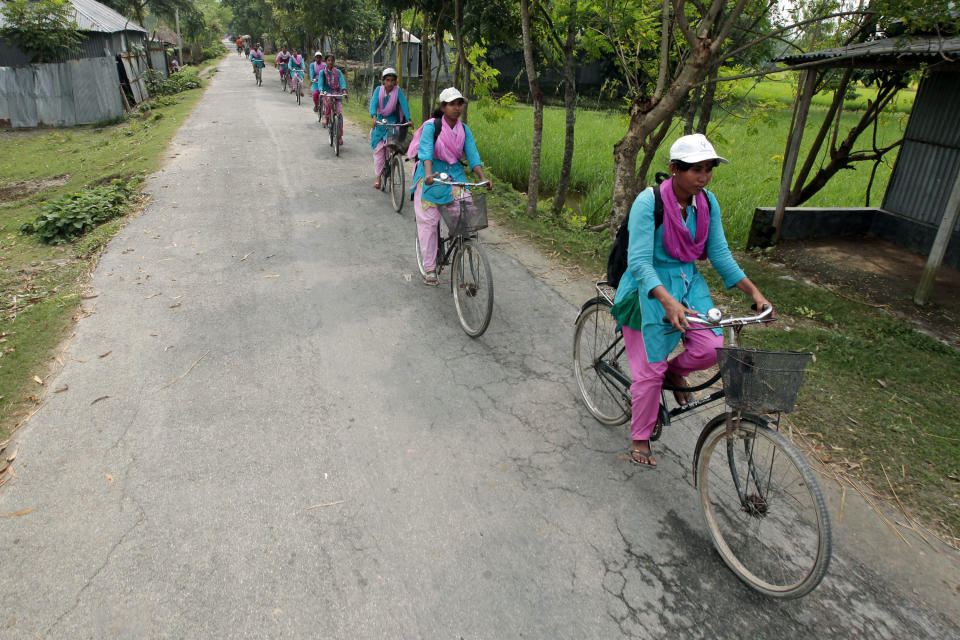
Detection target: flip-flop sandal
<box><xmin>423</xmin><ymin>273</ymin><xmax>439</xmax><ymax>286</ymax></box>
<box><xmin>629</xmin><ymin>448</ymin><xmax>659</xmax><ymax>469</ymax></box>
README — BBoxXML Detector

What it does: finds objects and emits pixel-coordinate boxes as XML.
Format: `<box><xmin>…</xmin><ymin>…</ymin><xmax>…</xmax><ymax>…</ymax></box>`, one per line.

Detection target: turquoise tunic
<box><xmin>611</xmin><ymin>187</ymin><xmax>746</xmax><ymax>363</ymax></box>
<box><xmin>368</xmin><ymin>86</ymin><xmax>411</xmax><ymax>149</ymax></box>
<box><xmin>318</xmin><ymin>68</ymin><xmax>346</xmax><ymax>93</ymax></box>
<box><xmin>410</xmin><ymin>119</ymin><xmax>483</xmax><ymax>205</ymax></box>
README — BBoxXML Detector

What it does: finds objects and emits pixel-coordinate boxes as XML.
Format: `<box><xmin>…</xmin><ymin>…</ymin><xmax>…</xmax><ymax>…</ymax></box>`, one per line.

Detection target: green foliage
<box><xmin>465</xmin><ymin>41</ymin><xmax>500</xmax><ymax>98</ymax></box>
<box><xmin>19</xmin><ymin>179</ymin><xmax>141</xmax><ymax>245</ymax></box>
<box><xmin>144</xmin><ymin>66</ymin><xmax>202</xmax><ymax>96</ymax></box>
<box><xmin>201</xmin><ymin>41</ymin><xmax>228</xmax><ymax>61</ymax></box>
<box><xmin>0</xmin><ymin>0</ymin><xmax>84</xmax><ymax>63</ymax></box>
<box><xmin>478</xmin><ymin>92</ymin><xmax>517</xmax><ymax>125</ymax></box>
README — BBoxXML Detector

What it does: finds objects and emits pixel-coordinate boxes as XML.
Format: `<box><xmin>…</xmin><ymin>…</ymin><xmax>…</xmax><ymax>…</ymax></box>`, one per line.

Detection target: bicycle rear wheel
<box><xmin>695</xmin><ymin>413</ymin><xmax>831</xmax><ymax>599</ymax></box>
<box><xmin>572</xmin><ymin>298</ymin><xmax>630</xmax><ymax>426</ymax></box>
<box><xmin>296</xmin><ymin>81</ymin><xmax>301</xmax><ymax>105</ymax></box>
<box><xmin>451</xmin><ymin>238</ymin><xmax>493</xmax><ymax>337</ymax></box>
<box><xmin>390</xmin><ymin>154</ymin><xmax>405</xmax><ymax>212</ymax></box>
<box><xmin>281</xmin><ymin>73</ymin><xmax>287</xmax><ymax>92</ymax></box>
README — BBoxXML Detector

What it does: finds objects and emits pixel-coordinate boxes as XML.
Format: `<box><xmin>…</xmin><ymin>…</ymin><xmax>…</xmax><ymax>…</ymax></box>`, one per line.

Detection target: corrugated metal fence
<box><xmin>883</xmin><ymin>70</ymin><xmax>960</xmax><ymax>233</ymax></box>
<box><xmin>0</xmin><ymin>57</ymin><xmax>123</xmax><ymax>128</ymax></box>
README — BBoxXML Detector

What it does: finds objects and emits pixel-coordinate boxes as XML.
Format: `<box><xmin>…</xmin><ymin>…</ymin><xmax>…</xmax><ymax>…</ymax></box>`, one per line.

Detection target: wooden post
<box><xmin>773</xmin><ymin>69</ymin><xmax>816</xmax><ymax>243</ymax></box>
<box><xmin>914</xmin><ymin>165</ymin><xmax>960</xmax><ymax>305</ymax></box>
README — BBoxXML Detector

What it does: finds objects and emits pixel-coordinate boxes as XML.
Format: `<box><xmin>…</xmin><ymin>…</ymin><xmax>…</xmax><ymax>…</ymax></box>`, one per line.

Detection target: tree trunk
<box><xmin>609</xmin><ymin>42</ymin><xmax>715</xmax><ymax>238</ymax></box>
<box><xmin>421</xmin><ymin>21</ymin><xmax>433</xmax><ymax>119</ymax></box>
<box><xmin>453</xmin><ymin>0</ymin><xmax>468</xmax><ymax>122</ymax></box>
<box><xmin>552</xmin><ymin>6</ymin><xmax>577</xmax><ymax>213</ymax></box>
<box><xmin>520</xmin><ymin>0</ymin><xmax>544</xmax><ymax>218</ymax></box>
<box><xmin>683</xmin><ymin>87</ymin><xmax>700</xmax><ymax>135</ymax></box>
<box><xmin>696</xmin><ymin>68</ymin><xmax>718</xmax><ymax>133</ymax></box>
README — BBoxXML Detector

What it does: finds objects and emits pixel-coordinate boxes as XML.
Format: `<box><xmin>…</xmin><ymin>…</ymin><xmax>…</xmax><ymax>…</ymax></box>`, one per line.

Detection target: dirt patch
<box><xmin>0</xmin><ymin>175</ymin><xmax>71</xmax><ymax>202</ymax></box>
<box><xmin>772</xmin><ymin>236</ymin><xmax>960</xmax><ymax>348</ymax></box>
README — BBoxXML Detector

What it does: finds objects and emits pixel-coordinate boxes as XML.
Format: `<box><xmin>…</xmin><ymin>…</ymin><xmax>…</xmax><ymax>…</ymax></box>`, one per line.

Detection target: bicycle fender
<box><xmin>576</xmin><ymin>296</ymin><xmax>611</xmax><ymax>323</ymax></box>
<box><xmin>692</xmin><ymin>412</ymin><xmax>772</xmax><ymax>488</ymax></box>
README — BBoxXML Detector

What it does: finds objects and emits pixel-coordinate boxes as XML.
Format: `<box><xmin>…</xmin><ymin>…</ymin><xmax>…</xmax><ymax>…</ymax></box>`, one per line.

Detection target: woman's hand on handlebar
<box><xmin>424</xmin><ymin>171</ymin><xmax>439</xmax><ymax>186</ymax></box>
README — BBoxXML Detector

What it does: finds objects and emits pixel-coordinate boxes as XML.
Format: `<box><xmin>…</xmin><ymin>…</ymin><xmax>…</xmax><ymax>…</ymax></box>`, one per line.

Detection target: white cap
<box><xmin>669</xmin><ymin>134</ymin><xmax>729</xmax><ymax>165</ymax></box>
<box><xmin>438</xmin><ymin>87</ymin><xmax>466</xmax><ymax>104</ymax></box>
<box><xmin>382</xmin><ymin>67</ymin><xmax>397</xmax><ymax>78</ymax></box>
<box><xmin>314</xmin><ymin>51</ymin><xmax>323</xmax><ymax>57</ymax></box>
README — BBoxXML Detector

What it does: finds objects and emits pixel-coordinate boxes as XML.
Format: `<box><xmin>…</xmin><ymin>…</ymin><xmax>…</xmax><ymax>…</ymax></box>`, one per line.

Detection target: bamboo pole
<box><xmin>773</xmin><ymin>69</ymin><xmax>817</xmax><ymax>243</ymax></box>
<box><xmin>914</xmin><ymin>164</ymin><xmax>960</xmax><ymax>305</ymax></box>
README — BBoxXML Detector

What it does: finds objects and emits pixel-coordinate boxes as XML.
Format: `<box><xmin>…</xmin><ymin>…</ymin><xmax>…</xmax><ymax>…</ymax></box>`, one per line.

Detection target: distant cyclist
<box><xmin>250</xmin><ymin>43</ymin><xmax>264</xmax><ymax>79</ymax></box>
<box><xmin>309</xmin><ymin>51</ymin><xmax>326</xmax><ymax>112</ymax></box>
<box><xmin>287</xmin><ymin>48</ymin><xmax>305</xmax><ymax>97</ymax></box>
<box><xmin>319</xmin><ymin>54</ymin><xmax>347</xmax><ymax>144</ymax></box>
<box><xmin>236</xmin><ymin>37</ymin><xmax>243</xmax><ymax>55</ymax></box>
<box><xmin>275</xmin><ymin>45</ymin><xmax>291</xmax><ymax>84</ymax></box>
<box><xmin>369</xmin><ymin>67</ymin><xmax>410</xmax><ymax>190</ymax></box>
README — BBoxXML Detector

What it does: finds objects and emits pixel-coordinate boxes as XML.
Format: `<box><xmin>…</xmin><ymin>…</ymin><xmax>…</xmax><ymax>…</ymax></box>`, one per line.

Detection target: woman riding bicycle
<box><xmin>275</xmin><ymin>45</ymin><xmax>291</xmax><ymax>83</ymax></box>
<box><xmin>319</xmin><ymin>54</ymin><xmax>348</xmax><ymax>144</ymax></box>
<box><xmin>409</xmin><ymin>87</ymin><xmax>492</xmax><ymax>286</ymax></box>
<box><xmin>609</xmin><ymin>134</ymin><xmax>771</xmax><ymax>468</ymax></box>
<box><xmin>287</xmin><ymin>48</ymin><xmax>305</xmax><ymax>96</ymax></box>
<box><xmin>249</xmin><ymin>43</ymin><xmax>265</xmax><ymax>75</ymax></box>
<box><xmin>369</xmin><ymin>67</ymin><xmax>411</xmax><ymax>190</ymax></box>
<box><xmin>309</xmin><ymin>52</ymin><xmax>326</xmax><ymax>112</ymax></box>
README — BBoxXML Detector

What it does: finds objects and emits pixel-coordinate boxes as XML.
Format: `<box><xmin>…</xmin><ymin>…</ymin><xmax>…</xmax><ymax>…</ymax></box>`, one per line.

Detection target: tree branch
<box><xmin>673</xmin><ymin>0</ymin><xmax>695</xmax><ymax>49</ymax></box>
<box><xmin>654</xmin><ymin>0</ymin><xmax>670</xmax><ymax>100</ymax></box>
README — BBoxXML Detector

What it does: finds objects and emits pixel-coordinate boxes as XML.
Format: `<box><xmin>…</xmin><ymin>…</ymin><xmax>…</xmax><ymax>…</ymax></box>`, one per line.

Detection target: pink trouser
<box><xmin>373</xmin><ymin>140</ymin><xmax>388</xmax><ymax>177</ymax></box>
<box><xmin>312</xmin><ymin>89</ymin><xmax>320</xmax><ymax>107</ymax></box>
<box><xmin>621</xmin><ymin>323</ymin><xmax>724</xmax><ymax>441</ymax></box>
<box><xmin>323</xmin><ymin>97</ymin><xmax>343</xmax><ymax>136</ymax></box>
<box><xmin>414</xmin><ymin>183</ymin><xmax>442</xmax><ymax>272</ymax></box>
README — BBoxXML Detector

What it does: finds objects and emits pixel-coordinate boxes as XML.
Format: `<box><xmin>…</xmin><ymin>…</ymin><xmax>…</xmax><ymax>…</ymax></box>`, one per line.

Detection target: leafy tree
<box><xmin>0</xmin><ymin>0</ymin><xmax>85</xmax><ymax>63</ymax></box>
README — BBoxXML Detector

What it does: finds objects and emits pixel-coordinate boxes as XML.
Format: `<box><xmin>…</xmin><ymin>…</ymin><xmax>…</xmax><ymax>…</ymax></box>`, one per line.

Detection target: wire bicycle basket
<box><xmin>716</xmin><ymin>348</ymin><xmax>812</xmax><ymax>413</ymax></box>
<box><xmin>440</xmin><ymin>191</ymin><xmax>488</xmax><ymax>237</ymax></box>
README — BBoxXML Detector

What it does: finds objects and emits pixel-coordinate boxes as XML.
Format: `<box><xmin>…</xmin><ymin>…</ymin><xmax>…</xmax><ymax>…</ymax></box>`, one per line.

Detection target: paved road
<box><xmin>1</xmin><ymin>54</ymin><xmax>957</xmax><ymax>639</ymax></box>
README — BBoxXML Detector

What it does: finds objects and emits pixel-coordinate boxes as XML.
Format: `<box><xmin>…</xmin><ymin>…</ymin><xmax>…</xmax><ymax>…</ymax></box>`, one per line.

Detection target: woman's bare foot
<box><xmin>629</xmin><ymin>439</ymin><xmax>657</xmax><ymax>468</ymax></box>
<box><xmin>373</xmin><ymin>180</ymin><xmax>381</xmax><ymax>189</ymax></box>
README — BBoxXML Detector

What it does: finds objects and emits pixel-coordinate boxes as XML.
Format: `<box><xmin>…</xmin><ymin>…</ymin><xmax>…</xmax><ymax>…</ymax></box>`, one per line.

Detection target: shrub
<box><xmin>201</xmin><ymin>42</ymin><xmax>227</xmax><ymax>61</ymax></box>
<box><xmin>20</xmin><ymin>178</ymin><xmax>141</xmax><ymax>244</ymax></box>
<box><xmin>144</xmin><ymin>67</ymin><xmax>201</xmax><ymax>97</ymax></box>
<box><xmin>0</xmin><ymin>0</ymin><xmax>83</xmax><ymax>63</ymax></box>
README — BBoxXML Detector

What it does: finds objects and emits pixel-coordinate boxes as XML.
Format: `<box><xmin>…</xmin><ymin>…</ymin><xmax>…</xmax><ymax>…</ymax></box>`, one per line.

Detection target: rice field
<box><xmin>349</xmin><ymin>80</ymin><xmax>912</xmax><ymax>247</ymax></box>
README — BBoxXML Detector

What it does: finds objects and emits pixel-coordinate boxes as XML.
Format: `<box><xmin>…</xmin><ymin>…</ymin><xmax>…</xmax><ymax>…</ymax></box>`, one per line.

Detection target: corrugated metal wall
<box><xmin>883</xmin><ymin>70</ymin><xmax>960</xmax><ymax>233</ymax></box>
<box><xmin>0</xmin><ymin>57</ymin><xmax>123</xmax><ymax>127</ymax></box>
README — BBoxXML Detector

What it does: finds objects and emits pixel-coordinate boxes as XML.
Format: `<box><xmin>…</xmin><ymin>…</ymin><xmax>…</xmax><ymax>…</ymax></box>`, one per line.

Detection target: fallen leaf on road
<box><xmin>403</xmin><ymin>273</ymin><xmax>412</xmax><ymax>282</ymax></box>
<box><xmin>0</xmin><ymin>508</ymin><xmax>33</xmax><ymax>517</ymax></box>
<box><xmin>91</xmin><ymin>395</ymin><xmax>110</xmax><ymax>405</ymax></box>
<box><xmin>877</xmin><ymin>379</ymin><xmax>887</xmax><ymax>388</ymax></box>
<box><xmin>264</xmin><ymin>274</ymin><xmax>280</xmax><ymax>279</ymax></box>
<box><xmin>72</xmin><ymin>358</ymin><xmax>85</xmax><ymax>363</ymax></box>
<box><xmin>169</xmin><ymin>303</ymin><xmax>181</xmax><ymax>308</ymax></box>
<box><xmin>99</xmin><ymin>351</ymin><xmax>111</xmax><ymax>358</ymax></box>
<box><xmin>105</xmin><ymin>473</ymin><xmax>114</xmax><ymax>484</ymax></box>
<box><xmin>81</xmin><ymin>294</ymin><xmax>99</xmax><ymax>300</ymax></box>
<box><xmin>6</xmin><ymin>447</ymin><xmax>17</xmax><ymax>462</ymax></box>
<box><xmin>54</xmin><ymin>385</ymin><xmax>68</xmax><ymax>393</ymax></box>
<box><xmin>145</xmin><ymin>293</ymin><xmax>161</xmax><ymax>299</ymax></box>
<box><xmin>55</xmin><ymin>356</ymin><xmax>63</xmax><ymax>365</ymax></box>
<box><xmin>240</xmin><ymin>252</ymin><xmax>252</xmax><ymax>261</ymax></box>
<box><xmin>32</xmin><ymin>376</ymin><xmax>43</xmax><ymax>385</ymax></box>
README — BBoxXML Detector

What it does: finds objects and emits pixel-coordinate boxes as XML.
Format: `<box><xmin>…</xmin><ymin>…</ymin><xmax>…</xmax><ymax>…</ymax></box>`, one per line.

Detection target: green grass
<box><xmin>342</xmin><ymin>85</ymin><xmax>958</xmax><ymax>541</ymax></box>
<box><xmin>0</xmin><ymin>86</ymin><xmax>207</xmax><ymax>441</ymax></box>
<box><xmin>345</xmin><ymin>85</ymin><xmax>909</xmax><ymax>247</ymax></box>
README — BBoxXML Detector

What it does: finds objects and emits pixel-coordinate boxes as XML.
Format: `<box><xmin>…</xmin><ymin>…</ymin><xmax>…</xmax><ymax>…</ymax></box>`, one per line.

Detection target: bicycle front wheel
<box><xmin>390</xmin><ymin>154</ymin><xmax>405</xmax><ymax>213</ymax></box>
<box><xmin>572</xmin><ymin>298</ymin><xmax>630</xmax><ymax>426</ymax></box>
<box><xmin>696</xmin><ymin>413</ymin><xmax>831</xmax><ymax>598</ymax></box>
<box><xmin>452</xmin><ymin>239</ymin><xmax>493</xmax><ymax>337</ymax></box>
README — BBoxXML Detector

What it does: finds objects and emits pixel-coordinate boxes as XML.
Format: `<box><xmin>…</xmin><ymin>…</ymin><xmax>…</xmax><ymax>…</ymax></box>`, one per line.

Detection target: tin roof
<box><xmin>777</xmin><ymin>36</ymin><xmax>960</xmax><ymax>69</ymax></box>
<box><xmin>0</xmin><ymin>0</ymin><xmax>146</xmax><ymax>33</ymax></box>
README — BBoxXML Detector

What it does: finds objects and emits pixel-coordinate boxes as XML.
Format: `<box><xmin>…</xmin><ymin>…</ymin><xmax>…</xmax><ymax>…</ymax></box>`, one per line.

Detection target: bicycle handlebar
<box><xmin>376</xmin><ymin>120</ymin><xmax>412</xmax><ymax>127</ymax></box>
<box><xmin>321</xmin><ymin>93</ymin><xmax>347</xmax><ymax>98</ymax></box>
<box><xmin>433</xmin><ymin>172</ymin><xmax>489</xmax><ymax>188</ymax></box>
<box><xmin>682</xmin><ymin>305</ymin><xmax>774</xmax><ymax>329</ymax></box>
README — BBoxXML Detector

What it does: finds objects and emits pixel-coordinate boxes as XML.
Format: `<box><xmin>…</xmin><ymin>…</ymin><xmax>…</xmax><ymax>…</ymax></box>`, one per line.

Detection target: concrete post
<box><xmin>914</xmin><ymin>164</ymin><xmax>960</xmax><ymax>305</ymax></box>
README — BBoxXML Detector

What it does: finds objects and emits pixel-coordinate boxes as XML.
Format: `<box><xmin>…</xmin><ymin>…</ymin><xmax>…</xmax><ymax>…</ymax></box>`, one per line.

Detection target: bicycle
<box><xmin>251</xmin><ymin>59</ymin><xmax>263</xmax><ymax>86</ymax></box>
<box><xmin>573</xmin><ymin>283</ymin><xmax>831</xmax><ymax>599</ymax></box>
<box><xmin>322</xmin><ymin>93</ymin><xmax>346</xmax><ymax>156</ymax></box>
<box><xmin>415</xmin><ymin>174</ymin><xmax>494</xmax><ymax>337</ymax></box>
<box><xmin>290</xmin><ymin>71</ymin><xmax>304</xmax><ymax>106</ymax></box>
<box><xmin>278</xmin><ymin>63</ymin><xmax>288</xmax><ymax>93</ymax></box>
<box><xmin>374</xmin><ymin>120</ymin><xmax>411</xmax><ymax>212</ymax></box>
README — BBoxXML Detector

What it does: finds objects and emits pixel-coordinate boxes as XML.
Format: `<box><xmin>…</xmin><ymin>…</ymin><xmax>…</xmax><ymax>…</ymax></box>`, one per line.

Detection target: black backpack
<box><xmin>606</xmin><ymin>173</ymin><xmax>710</xmax><ymax>288</ymax></box>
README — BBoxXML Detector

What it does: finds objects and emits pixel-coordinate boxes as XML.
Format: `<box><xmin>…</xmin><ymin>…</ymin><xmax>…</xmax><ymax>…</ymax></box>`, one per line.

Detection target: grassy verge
<box><xmin>0</xmin><ymin>84</ymin><xmax>208</xmax><ymax>442</ymax></box>
<box><xmin>342</xmin><ymin>93</ymin><xmax>959</xmax><ymax>544</ymax></box>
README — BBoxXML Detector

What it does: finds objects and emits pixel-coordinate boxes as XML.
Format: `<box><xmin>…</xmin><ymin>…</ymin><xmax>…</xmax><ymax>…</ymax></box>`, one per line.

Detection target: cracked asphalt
<box><xmin>1</xmin><ymin>53</ymin><xmax>958</xmax><ymax>639</ymax></box>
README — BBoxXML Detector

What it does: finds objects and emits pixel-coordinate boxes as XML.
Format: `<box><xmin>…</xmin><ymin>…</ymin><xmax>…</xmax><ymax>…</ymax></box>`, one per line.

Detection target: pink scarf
<box><xmin>290</xmin><ymin>54</ymin><xmax>303</xmax><ymax>67</ymax></box>
<box><xmin>324</xmin><ymin>67</ymin><xmax>341</xmax><ymax>91</ymax></box>
<box><xmin>312</xmin><ymin>61</ymin><xmax>325</xmax><ymax>77</ymax></box>
<box><xmin>432</xmin><ymin>117</ymin><xmax>465</xmax><ymax>164</ymax></box>
<box><xmin>659</xmin><ymin>178</ymin><xmax>710</xmax><ymax>262</ymax></box>
<box><xmin>377</xmin><ymin>85</ymin><xmax>400</xmax><ymax>117</ymax></box>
